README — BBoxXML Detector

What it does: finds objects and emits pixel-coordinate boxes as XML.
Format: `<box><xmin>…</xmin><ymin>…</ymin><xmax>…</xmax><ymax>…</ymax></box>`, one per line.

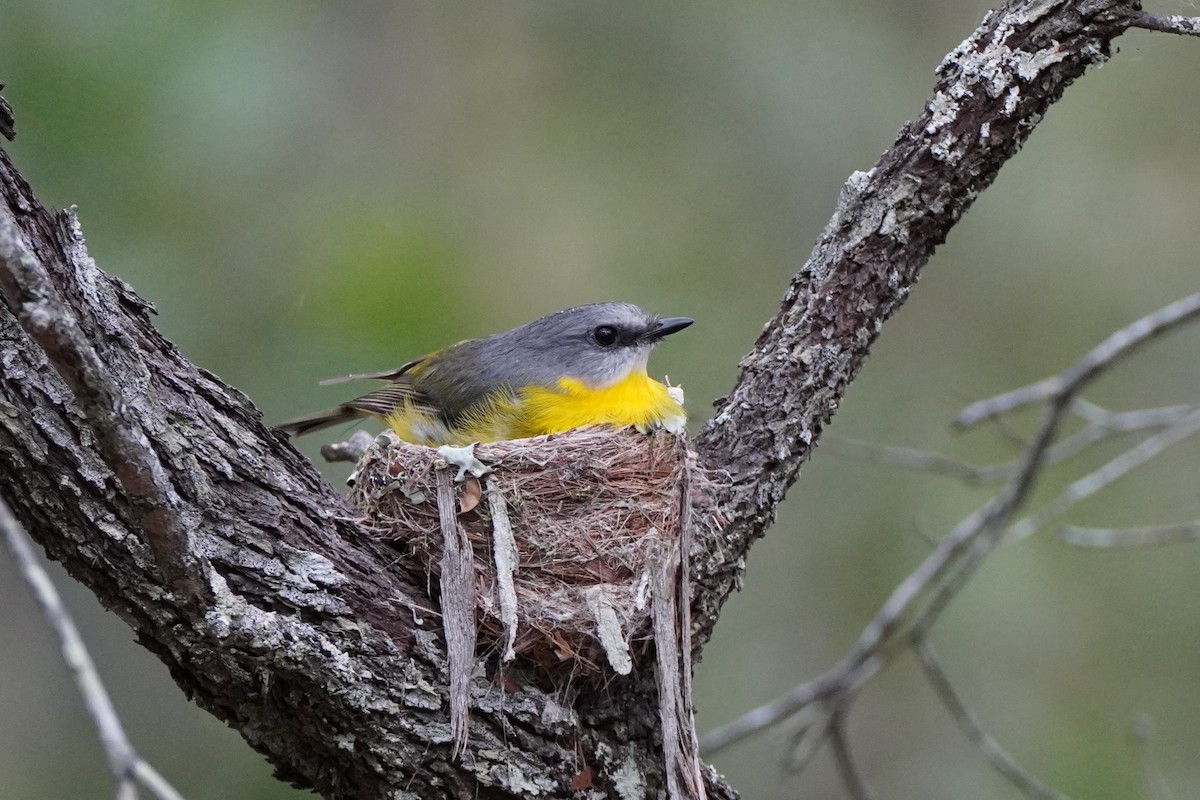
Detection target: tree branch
<box><xmin>828</xmin><ymin>710</ymin><xmax>877</xmax><ymax>800</ymax></box>
<box><xmin>914</xmin><ymin>638</ymin><xmax>1065</xmax><ymax>800</ymax></box>
<box><xmin>956</xmin><ymin>294</ymin><xmax>1200</xmax><ymax>429</ymax></box>
<box><xmin>1007</xmin><ymin>406</ymin><xmax>1200</xmax><ymax>541</ymax></box>
<box><xmin>0</xmin><ymin>0</ymin><xmax>1175</xmax><ymax>797</ymax></box>
<box><xmin>0</xmin><ymin>210</ymin><xmax>207</xmax><ymax>602</ymax></box>
<box><xmin>1059</xmin><ymin>520</ymin><xmax>1200</xmax><ymax>548</ymax></box>
<box><xmin>825</xmin><ymin>403</ymin><xmax>1200</xmax><ymax>487</ymax></box>
<box><xmin>1130</xmin><ymin>11</ymin><xmax>1200</xmax><ymax>36</ymax></box>
<box><xmin>689</xmin><ymin>0</ymin><xmax>1143</xmax><ymax>644</ymax></box>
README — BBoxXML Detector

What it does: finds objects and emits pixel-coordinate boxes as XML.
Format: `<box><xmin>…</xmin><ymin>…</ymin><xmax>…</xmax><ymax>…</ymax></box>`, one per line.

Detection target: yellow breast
<box><xmin>385</xmin><ymin>370</ymin><xmax>685</xmax><ymax>446</ymax></box>
<box><xmin>514</xmin><ymin>370</ymin><xmax>685</xmax><ymax>437</ymax></box>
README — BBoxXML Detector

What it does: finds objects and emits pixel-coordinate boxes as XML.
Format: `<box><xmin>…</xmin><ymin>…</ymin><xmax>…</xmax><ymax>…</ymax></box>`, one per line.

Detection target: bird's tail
<box><xmin>276</xmin><ymin>405</ymin><xmax>361</xmax><ymax>438</ymax></box>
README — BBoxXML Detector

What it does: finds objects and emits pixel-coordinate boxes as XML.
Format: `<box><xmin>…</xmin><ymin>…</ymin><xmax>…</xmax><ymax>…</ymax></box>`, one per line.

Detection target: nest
<box><xmin>348</xmin><ymin>426</ymin><xmax>718</xmax><ymax>677</ymax></box>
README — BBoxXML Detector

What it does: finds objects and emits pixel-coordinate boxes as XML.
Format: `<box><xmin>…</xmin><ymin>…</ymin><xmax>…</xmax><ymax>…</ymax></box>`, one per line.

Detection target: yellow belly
<box><xmin>515</xmin><ymin>370</ymin><xmax>685</xmax><ymax>438</ymax></box>
<box><xmin>384</xmin><ymin>370</ymin><xmax>685</xmax><ymax>446</ymax></box>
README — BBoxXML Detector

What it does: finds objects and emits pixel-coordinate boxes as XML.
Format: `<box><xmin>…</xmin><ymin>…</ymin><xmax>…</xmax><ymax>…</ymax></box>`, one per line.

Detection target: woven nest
<box><xmin>348</xmin><ymin>426</ymin><xmax>719</xmax><ymax>677</ymax></box>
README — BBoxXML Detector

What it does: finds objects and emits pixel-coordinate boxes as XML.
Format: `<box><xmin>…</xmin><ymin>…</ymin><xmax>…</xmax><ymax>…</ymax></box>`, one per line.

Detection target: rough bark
<box><xmin>0</xmin><ymin>1</ymin><xmax>1144</xmax><ymax>798</ymax></box>
<box><xmin>690</xmin><ymin>0</ymin><xmax>1141</xmax><ymax>645</ymax></box>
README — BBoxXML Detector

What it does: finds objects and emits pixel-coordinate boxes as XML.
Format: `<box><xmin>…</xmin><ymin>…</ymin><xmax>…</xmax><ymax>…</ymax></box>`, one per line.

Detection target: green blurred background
<box><xmin>3</xmin><ymin>2</ymin><xmax>1199</xmax><ymax>798</ymax></box>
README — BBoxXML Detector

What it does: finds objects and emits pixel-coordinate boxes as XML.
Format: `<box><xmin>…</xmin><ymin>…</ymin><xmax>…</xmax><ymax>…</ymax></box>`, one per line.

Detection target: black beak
<box><xmin>640</xmin><ymin>316</ymin><xmax>693</xmax><ymax>343</ymax></box>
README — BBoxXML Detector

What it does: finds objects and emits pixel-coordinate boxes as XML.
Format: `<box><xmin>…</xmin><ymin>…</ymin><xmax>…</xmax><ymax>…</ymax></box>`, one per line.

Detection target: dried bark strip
<box><xmin>435</xmin><ymin>466</ymin><xmax>477</xmax><ymax>757</ymax></box>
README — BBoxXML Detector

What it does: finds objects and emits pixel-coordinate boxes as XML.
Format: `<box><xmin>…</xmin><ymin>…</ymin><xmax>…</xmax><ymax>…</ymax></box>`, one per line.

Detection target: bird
<box><xmin>277</xmin><ymin>302</ymin><xmax>692</xmax><ymax>446</ymax></box>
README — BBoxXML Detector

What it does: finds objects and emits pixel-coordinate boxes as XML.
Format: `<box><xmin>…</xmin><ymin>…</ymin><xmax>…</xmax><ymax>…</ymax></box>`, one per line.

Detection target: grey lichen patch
<box><xmin>818</xmin><ymin>169</ymin><xmax>876</xmax><ymax>253</ymax></box>
<box><xmin>1014</xmin><ymin>42</ymin><xmax>1069</xmax><ymax>80</ymax></box>
<box><xmin>1003</xmin><ymin>85</ymin><xmax>1021</xmax><ymax>115</ymax></box>
<box><xmin>839</xmin><ymin>169</ymin><xmax>873</xmax><ymax>205</ymax></box>
<box><xmin>475</xmin><ymin>751</ymin><xmax>555</xmax><ymax>796</ymax></box>
<box><xmin>610</xmin><ymin>754</ymin><xmax>647</xmax><ymax>800</ymax></box>
<box><xmin>203</xmin><ymin>569</ymin><xmax>379</xmax><ymax>704</ymax></box>
<box><xmin>323</xmin><ymin>645</ymin><xmax>402</xmax><ymax>712</ymax></box>
<box><xmin>936</xmin><ymin>12</ymin><xmax>1060</xmax><ymax>110</ymax></box>
<box><xmin>1023</xmin><ymin>0</ymin><xmax>1064</xmax><ymax>24</ymax></box>
<box><xmin>947</xmin><ymin>47</ymin><xmax>1015</xmax><ymax>102</ymax></box>
<box><xmin>276</xmin><ymin>586</ymin><xmax>350</xmax><ymax>616</ymax></box>
<box><xmin>277</xmin><ymin>545</ymin><xmax>348</xmax><ymax>590</ymax></box>
<box><xmin>925</xmin><ymin>91</ymin><xmax>960</xmax><ymax>134</ymax></box>
<box><xmin>935</xmin><ymin>6</ymin><xmax>1079</xmax><ymax>124</ymax></box>
<box><xmin>537</xmin><ymin>695</ymin><xmax>579</xmax><ymax>731</ymax></box>
<box><xmin>402</xmin><ymin>633</ymin><xmax>450</xmax><ymax>710</ymax></box>
<box><xmin>1080</xmin><ymin>39</ymin><xmax>1108</xmax><ymax>64</ymax></box>
<box><xmin>877</xmin><ymin>173</ymin><xmax>925</xmax><ymax>236</ymax></box>
<box><xmin>851</xmin><ymin>201</ymin><xmax>888</xmax><ymax>243</ymax></box>
<box><xmin>96</xmin><ymin>515</ymin><xmax>129</xmax><ymax>543</ymax></box>
<box><xmin>205</xmin><ymin>569</ymin><xmax>244</xmax><ymax>620</ymax></box>
<box><xmin>398</xmin><ymin>660</ymin><xmax>443</xmax><ymax>711</ymax></box>
<box><xmin>930</xmin><ymin>131</ymin><xmax>963</xmax><ymax>164</ymax></box>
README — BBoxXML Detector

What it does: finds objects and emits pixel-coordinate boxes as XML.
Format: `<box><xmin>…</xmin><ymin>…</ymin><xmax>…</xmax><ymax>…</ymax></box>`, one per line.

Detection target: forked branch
<box><xmin>1</xmin><ymin>2</ymin><xmax>1191</xmax><ymax>798</ymax></box>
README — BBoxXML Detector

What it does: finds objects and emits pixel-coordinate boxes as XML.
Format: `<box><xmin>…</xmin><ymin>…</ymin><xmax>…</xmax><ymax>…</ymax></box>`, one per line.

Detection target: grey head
<box><xmin>320</xmin><ymin>302</ymin><xmax>693</xmax><ymax>433</ymax></box>
<box><xmin>468</xmin><ymin>302</ymin><xmax>693</xmax><ymax>391</ymax></box>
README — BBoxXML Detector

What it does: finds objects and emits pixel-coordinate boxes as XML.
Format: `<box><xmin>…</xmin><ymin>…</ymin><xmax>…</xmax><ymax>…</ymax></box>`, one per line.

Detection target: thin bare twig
<box><xmin>1131</xmin><ymin>11</ymin><xmax>1200</xmax><ymax>37</ymax></box>
<box><xmin>783</xmin><ymin>703</ymin><xmax>836</xmax><ymax>774</ymax></box>
<box><xmin>1036</xmin><ymin>405</ymin><xmax>1200</xmax><ymax>470</ymax></box>
<box><xmin>702</xmin><ymin>295</ymin><xmax>1200</xmax><ymax>759</ymax></box>
<box><xmin>915</xmin><ymin>638</ymin><xmax>1065</xmax><ymax>800</ymax></box>
<box><xmin>0</xmin><ymin>495</ymin><xmax>189</xmax><ymax>800</ymax></box>
<box><xmin>1059</xmin><ymin>520</ymin><xmax>1200</xmax><ymax>549</ymax></box>
<box><xmin>702</xmin><ymin>385</ymin><xmax>1067</xmax><ymax>754</ymax></box>
<box><xmin>1007</xmin><ymin>407</ymin><xmax>1200</xmax><ymax>541</ymax></box>
<box><xmin>821</xmin><ymin>437</ymin><xmax>996</xmax><ymax>485</ymax></box>
<box><xmin>954</xmin><ymin>375</ymin><xmax>1062</xmax><ymax>430</ymax></box>
<box><xmin>955</xmin><ymin>294</ymin><xmax>1200</xmax><ymax>428</ymax></box>
<box><xmin>828</xmin><ymin>710</ymin><xmax>877</xmax><ymax>800</ymax></box>
<box><xmin>826</xmin><ymin>403</ymin><xmax>1199</xmax><ymax>487</ymax></box>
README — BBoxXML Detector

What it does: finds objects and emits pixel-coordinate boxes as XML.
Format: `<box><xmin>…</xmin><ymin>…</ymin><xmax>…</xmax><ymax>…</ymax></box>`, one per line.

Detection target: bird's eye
<box><xmin>592</xmin><ymin>325</ymin><xmax>619</xmax><ymax>347</ymax></box>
